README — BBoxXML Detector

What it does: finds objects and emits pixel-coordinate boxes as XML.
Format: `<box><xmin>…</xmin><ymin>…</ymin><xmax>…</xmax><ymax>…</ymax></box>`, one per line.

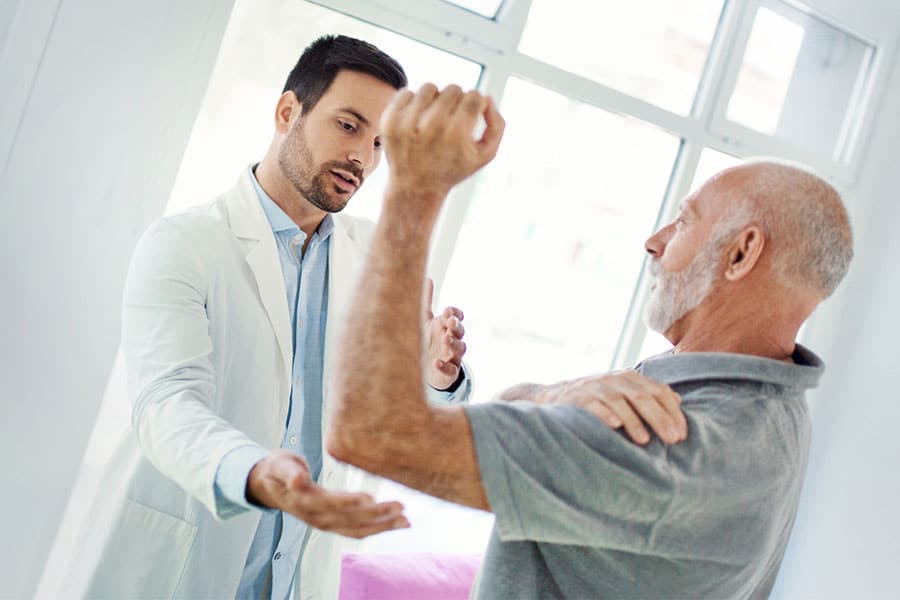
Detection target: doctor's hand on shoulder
<box><xmin>246</xmin><ymin>450</ymin><xmax>408</xmax><ymax>539</ymax></box>
<box><xmin>498</xmin><ymin>371</ymin><xmax>688</xmax><ymax>446</ymax></box>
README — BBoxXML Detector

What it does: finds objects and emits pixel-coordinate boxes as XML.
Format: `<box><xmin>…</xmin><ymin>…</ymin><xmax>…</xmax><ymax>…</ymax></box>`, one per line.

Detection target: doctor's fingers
<box><xmin>334</xmin><ymin>516</ymin><xmax>412</xmax><ymax>540</ymax></box>
<box><xmin>301</xmin><ymin>501</ymin><xmax>406</xmax><ymax>531</ymax></box>
<box><xmin>601</xmin><ymin>377</ymin><xmax>683</xmax><ymax>444</ymax></box>
<box><xmin>291</xmin><ymin>499</ymin><xmax>407</xmax><ymax>534</ymax></box>
<box><xmin>438</xmin><ymin>335</ymin><xmax>466</xmax><ymax>363</ymax></box>
<box><xmin>441</xmin><ymin>313</ymin><xmax>465</xmax><ymax>338</ymax></box>
<box><xmin>580</xmin><ymin>401</ymin><xmax>624</xmax><ymax>430</ymax></box>
<box><xmin>441</xmin><ymin>306</ymin><xmax>465</xmax><ymax>323</ymax></box>
<box><xmin>287</xmin><ymin>486</ymin><xmax>403</xmax><ymax>518</ymax></box>
<box><xmin>617</xmin><ymin>372</ymin><xmax>686</xmax><ymax>436</ymax></box>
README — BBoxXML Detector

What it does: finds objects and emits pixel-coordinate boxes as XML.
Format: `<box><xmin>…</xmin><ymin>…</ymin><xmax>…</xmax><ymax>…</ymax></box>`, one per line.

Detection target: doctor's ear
<box><xmin>724</xmin><ymin>225</ymin><xmax>765</xmax><ymax>282</ymax></box>
<box><xmin>274</xmin><ymin>91</ymin><xmax>301</xmax><ymax>134</ymax></box>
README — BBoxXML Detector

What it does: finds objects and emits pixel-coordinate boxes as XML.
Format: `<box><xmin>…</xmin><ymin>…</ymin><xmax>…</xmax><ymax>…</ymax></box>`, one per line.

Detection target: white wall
<box><xmin>772</xmin><ymin>35</ymin><xmax>900</xmax><ymax>598</ymax></box>
<box><xmin>0</xmin><ymin>0</ymin><xmax>234</xmax><ymax>596</ymax></box>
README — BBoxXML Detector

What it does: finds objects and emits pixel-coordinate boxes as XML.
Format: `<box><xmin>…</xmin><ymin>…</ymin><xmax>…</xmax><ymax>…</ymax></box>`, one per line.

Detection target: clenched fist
<box><xmin>380</xmin><ymin>83</ymin><xmax>505</xmax><ymax>206</ymax></box>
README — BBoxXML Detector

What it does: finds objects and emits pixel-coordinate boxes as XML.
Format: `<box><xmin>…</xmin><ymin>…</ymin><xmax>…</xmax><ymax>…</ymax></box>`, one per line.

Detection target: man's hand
<box><xmin>246</xmin><ymin>450</ymin><xmax>409</xmax><ymax>539</ymax></box>
<box><xmin>424</xmin><ymin>279</ymin><xmax>466</xmax><ymax>390</ymax></box>
<box><xmin>381</xmin><ymin>83</ymin><xmax>505</xmax><ymax>210</ymax></box>
<box><xmin>499</xmin><ymin>371</ymin><xmax>687</xmax><ymax>445</ymax></box>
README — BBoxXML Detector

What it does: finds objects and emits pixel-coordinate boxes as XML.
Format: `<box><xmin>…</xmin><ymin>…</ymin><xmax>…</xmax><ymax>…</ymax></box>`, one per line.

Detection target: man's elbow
<box><xmin>325</xmin><ymin>426</ymin><xmax>386</xmax><ymax>474</ymax></box>
<box><xmin>326</xmin><ymin>427</ymin><xmax>359</xmax><ymax>466</ymax></box>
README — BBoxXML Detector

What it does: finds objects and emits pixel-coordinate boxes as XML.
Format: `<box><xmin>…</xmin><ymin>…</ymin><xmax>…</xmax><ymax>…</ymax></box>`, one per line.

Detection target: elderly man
<box><xmin>327</xmin><ymin>83</ymin><xmax>852</xmax><ymax>599</ymax></box>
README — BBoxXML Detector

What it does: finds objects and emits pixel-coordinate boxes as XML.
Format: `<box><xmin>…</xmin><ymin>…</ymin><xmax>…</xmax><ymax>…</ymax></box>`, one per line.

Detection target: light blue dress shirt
<box><xmin>213</xmin><ymin>167</ymin><xmax>468</xmax><ymax>600</ymax></box>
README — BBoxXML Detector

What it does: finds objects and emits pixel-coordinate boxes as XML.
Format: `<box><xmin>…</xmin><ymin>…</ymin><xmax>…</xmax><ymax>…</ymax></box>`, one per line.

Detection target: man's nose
<box><xmin>645</xmin><ymin>225</ymin><xmax>670</xmax><ymax>257</ymax></box>
<box><xmin>348</xmin><ymin>141</ymin><xmax>375</xmax><ymax>170</ymax></box>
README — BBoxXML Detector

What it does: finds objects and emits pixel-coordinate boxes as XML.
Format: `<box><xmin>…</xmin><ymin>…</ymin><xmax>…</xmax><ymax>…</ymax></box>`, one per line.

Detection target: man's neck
<box><xmin>670</xmin><ymin>303</ymin><xmax>799</xmax><ymax>363</ymax></box>
<box><xmin>254</xmin><ymin>158</ymin><xmax>327</xmax><ymax>240</ymax></box>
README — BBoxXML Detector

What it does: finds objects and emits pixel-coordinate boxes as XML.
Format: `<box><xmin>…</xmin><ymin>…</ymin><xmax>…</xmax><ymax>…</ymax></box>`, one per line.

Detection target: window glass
<box><xmin>166</xmin><ymin>0</ymin><xmax>481</xmax><ymax>221</ymax></box>
<box><xmin>438</xmin><ymin>77</ymin><xmax>680</xmax><ymax>403</ymax></box>
<box><xmin>441</xmin><ymin>0</ymin><xmax>504</xmax><ymax>18</ymax></box>
<box><xmin>726</xmin><ymin>0</ymin><xmax>874</xmax><ymax>162</ymax></box>
<box><xmin>519</xmin><ymin>0</ymin><xmax>724</xmax><ymax>115</ymax></box>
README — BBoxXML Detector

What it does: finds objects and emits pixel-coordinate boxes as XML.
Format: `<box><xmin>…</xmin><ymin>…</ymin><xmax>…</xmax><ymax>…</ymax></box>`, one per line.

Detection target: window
<box><xmin>723</xmin><ymin>0</ymin><xmax>875</xmax><ymax>163</ymax></box>
<box><xmin>519</xmin><ymin>0</ymin><xmax>725</xmax><ymax>114</ymax></box>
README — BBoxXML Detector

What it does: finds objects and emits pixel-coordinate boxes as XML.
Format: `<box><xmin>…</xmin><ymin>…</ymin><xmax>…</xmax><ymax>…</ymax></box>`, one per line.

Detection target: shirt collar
<box><xmin>636</xmin><ymin>344</ymin><xmax>825</xmax><ymax>390</ymax></box>
<box><xmin>249</xmin><ymin>165</ymin><xmax>335</xmax><ymax>241</ymax></box>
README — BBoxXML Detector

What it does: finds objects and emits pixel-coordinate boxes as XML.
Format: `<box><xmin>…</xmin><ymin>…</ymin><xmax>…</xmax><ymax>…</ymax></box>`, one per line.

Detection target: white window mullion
<box><xmin>692</xmin><ymin>0</ymin><xmax>758</xmax><ymax>125</ymax></box>
<box><xmin>509</xmin><ymin>53</ymin><xmax>705</xmax><ymax>140</ymax></box>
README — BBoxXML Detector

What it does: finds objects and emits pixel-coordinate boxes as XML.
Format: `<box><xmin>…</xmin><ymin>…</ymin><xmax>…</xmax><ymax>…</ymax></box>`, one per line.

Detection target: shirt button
<box><xmin>292</xmin><ymin>234</ymin><xmax>303</xmax><ymax>244</ymax></box>
<box><xmin>274</xmin><ymin>552</ymin><xmax>282</xmax><ymax>560</ymax></box>
<box><xmin>289</xmin><ymin>435</ymin><xmax>297</xmax><ymax>445</ymax></box>
<box><xmin>294</xmin><ymin>376</ymin><xmax>301</xmax><ymax>387</ymax></box>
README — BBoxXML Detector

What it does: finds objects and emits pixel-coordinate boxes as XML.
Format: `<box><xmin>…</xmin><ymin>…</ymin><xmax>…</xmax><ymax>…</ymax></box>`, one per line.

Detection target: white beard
<box><xmin>643</xmin><ymin>245</ymin><xmax>720</xmax><ymax>335</ymax></box>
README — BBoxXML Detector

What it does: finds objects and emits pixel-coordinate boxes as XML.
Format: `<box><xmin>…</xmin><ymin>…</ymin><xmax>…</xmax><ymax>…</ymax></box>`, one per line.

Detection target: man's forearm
<box><xmin>327</xmin><ymin>183</ymin><xmax>443</xmax><ymax>466</ymax></box>
<box><xmin>496</xmin><ymin>382</ymin><xmax>554</xmax><ymax>403</ymax></box>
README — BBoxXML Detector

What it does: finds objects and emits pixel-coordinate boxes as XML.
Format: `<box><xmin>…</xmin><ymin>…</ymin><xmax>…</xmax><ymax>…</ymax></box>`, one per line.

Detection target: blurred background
<box><xmin>2</xmin><ymin>0</ymin><xmax>899</xmax><ymax>597</ymax></box>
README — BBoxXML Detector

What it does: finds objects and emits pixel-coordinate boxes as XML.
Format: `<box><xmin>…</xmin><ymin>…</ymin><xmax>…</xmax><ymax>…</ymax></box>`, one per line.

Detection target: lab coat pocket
<box><xmin>87</xmin><ymin>499</ymin><xmax>198</xmax><ymax>599</ymax></box>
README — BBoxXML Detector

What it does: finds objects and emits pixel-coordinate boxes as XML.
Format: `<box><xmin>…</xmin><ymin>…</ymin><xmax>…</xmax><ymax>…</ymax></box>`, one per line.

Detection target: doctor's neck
<box><xmin>254</xmin><ymin>155</ymin><xmax>328</xmax><ymax>242</ymax></box>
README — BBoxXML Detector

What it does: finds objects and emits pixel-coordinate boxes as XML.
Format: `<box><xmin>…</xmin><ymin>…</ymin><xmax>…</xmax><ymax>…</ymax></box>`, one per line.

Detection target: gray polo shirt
<box><xmin>465</xmin><ymin>345</ymin><xmax>823</xmax><ymax>599</ymax></box>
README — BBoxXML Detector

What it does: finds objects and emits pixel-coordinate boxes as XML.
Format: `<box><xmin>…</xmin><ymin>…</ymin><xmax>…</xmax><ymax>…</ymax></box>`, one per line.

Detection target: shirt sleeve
<box><xmin>213</xmin><ymin>445</ymin><xmax>273</xmax><ymax>518</ymax></box>
<box><xmin>425</xmin><ymin>361</ymin><xmax>473</xmax><ymax>405</ymax></box>
<box><xmin>464</xmin><ymin>401</ymin><xmax>674</xmax><ymax>551</ymax></box>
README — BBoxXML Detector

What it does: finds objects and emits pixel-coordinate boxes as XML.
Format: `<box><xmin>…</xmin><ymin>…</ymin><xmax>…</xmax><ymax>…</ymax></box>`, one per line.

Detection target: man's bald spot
<box><xmin>714</xmin><ymin>160</ymin><xmax>853</xmax><ymax>298</ymax></box>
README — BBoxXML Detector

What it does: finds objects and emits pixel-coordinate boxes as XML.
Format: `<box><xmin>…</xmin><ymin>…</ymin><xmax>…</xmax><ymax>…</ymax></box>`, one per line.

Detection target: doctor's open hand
<box><xmin>246</xmin><ymin>450</ymin><xmax>409</xmax><ymax>539</ymax></box>
<box><xmin>381</xmin><ymin>83</ymin><xmax>505</xmax><ymax>212</ymax></box>
<box><xmin>424</xmin><ymin>279</ymin><xmax>467</xmax><ymax>390</ymax></box>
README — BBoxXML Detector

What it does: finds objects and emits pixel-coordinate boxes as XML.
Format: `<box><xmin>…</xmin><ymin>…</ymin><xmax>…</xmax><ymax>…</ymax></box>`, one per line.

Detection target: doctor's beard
<box><xmin>278</xmin><ymin>117</ymin><xmax>363</xmax><ymax>213</ymax></box>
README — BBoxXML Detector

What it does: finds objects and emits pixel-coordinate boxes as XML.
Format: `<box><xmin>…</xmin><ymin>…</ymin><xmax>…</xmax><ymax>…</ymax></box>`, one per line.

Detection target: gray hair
<box><xmin>709</xmin><ymin>159</ymin><xmax>853</xmax><ymax>298</ymax></box>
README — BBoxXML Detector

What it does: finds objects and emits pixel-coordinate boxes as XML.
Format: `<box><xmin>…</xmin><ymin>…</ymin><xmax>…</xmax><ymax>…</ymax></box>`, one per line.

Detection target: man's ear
<box><xmin>274</xmin><ymin>91</ymin><xmax>300</xmax><ymax>134</ymax></box>
<box><xmin>724</xmin><ymin>225</ymin><xmax>765</xmax><ymax>282</ymax></box>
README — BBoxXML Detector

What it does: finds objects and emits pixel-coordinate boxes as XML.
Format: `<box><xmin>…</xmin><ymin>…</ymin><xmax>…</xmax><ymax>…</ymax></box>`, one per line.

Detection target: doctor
<box><xmin>81</xmin><ymin>35</ymin><xmax>470</xmax><ymax>599</ymax></box>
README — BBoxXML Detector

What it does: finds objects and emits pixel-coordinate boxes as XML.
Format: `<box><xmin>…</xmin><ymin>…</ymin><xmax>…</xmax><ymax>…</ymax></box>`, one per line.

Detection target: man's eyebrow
<box><xmin>338</xmin><ymin>108</ymin><xmax>370</xmax><ymax>126</ymax></box>
<box><xmin>678</xmin><ymin>201</ymin><xmax>699</xmax><ymax>218</ymax></box>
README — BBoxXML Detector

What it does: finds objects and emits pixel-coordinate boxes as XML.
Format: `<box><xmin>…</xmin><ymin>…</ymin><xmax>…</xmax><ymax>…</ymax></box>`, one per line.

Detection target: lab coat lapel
<box><xmin>321</xmin><ymin>214</ymin><xmax>369</xmax><ymax>420</ymax></box>
<box><xmin>225</xmin><ymin>172</ymin><xmax>293</xmax><ymax>390</ymax></box>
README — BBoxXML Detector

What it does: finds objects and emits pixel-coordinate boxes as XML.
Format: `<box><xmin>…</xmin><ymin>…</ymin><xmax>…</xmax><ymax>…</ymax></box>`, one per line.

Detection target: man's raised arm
<box><xmin>326</xmin><ymin>83</ymin><xmax>503</xmax><ymax>510</ymax></box>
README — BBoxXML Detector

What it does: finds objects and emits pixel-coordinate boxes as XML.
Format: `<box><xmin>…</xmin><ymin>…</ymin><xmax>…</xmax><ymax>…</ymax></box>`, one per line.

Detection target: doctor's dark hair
<box><xmin>282</xmin><ymin>34</ymin><xmax>407</xmax><ymax>115</ymax></box>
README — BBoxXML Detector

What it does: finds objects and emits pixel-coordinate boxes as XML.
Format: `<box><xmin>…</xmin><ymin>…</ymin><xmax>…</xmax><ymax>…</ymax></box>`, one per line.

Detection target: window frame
<box><xmin>311</xmin><ymin>0</ymin><xmax>897</xmax><ymax>369</ymax></box>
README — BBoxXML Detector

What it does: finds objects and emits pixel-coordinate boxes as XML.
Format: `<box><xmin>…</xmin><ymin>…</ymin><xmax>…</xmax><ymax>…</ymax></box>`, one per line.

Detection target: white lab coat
<box><xmin>61</xmin><ymin>170</ymin><xmax>446</xmax><ymax>599</ymax></box>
